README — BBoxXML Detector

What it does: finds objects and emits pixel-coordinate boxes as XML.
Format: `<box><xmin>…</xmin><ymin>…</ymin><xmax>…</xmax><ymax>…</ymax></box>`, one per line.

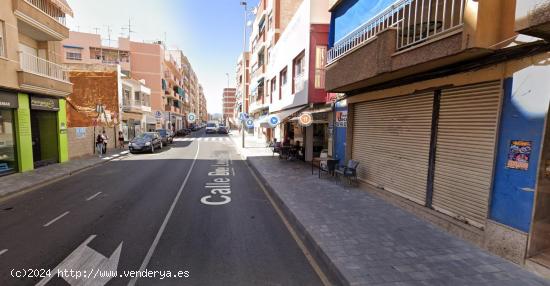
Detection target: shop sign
<box><xmin>76</xmin><ymin>127</ymin><xmax>87</xmax><ymax>139</ymax></box>
<box><xmin>0</xmin><ymin>91</ymin><xmax>18</xmax><ymax>109</ymax></box>
<box><xmin>31</xmin><ymin>97</ymin><xmax>59</xmax><ymax>111</ymax></box>
<box><xmin>506</xmin><ymin>140</ymin><xmax>532</xmax><ymax>171</ymax></box>
<box><xmin>335</xmin><ymin>111</ymin><xmax>347</xmax><ymax>128</ymax></box>
<box><xmin>298</xmin><ymin>112</ymin><xmax>313</xmax><ymax>127</ymax></box>
<box><xmin>60</xmin><ymin>122</ymin><xmax>67</xmax><ymax>134</ymax></box>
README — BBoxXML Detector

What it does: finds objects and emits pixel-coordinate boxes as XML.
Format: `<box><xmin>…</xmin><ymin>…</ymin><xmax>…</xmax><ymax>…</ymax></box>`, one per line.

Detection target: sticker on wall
<box><xmin>506</xmin><ymin>140</ymin><xmax>532</xmax><ymax>171</ymax></box>
<box><xmin>298</xmin><ymin>112</ymin><xmax>313</xmax><ymax>127</ymax></box>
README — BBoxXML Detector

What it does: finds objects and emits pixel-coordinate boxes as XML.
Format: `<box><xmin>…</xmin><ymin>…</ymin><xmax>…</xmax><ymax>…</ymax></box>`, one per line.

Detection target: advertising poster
<box><xmin>506</xmin><ymin>140</ymin><xmax>532</xmax><ymax>170</ymax></box>
<box><xmin>335</xmin><ymin>111</ymin><xmax>347</xmax><ymax>128</ymax></box>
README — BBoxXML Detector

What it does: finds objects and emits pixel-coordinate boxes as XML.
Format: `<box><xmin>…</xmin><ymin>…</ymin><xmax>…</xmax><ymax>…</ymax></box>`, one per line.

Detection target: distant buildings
<box><xmin>222</xmin><ymin>88</ymin><xmax>237</xmax><ymax>127</ymax></box>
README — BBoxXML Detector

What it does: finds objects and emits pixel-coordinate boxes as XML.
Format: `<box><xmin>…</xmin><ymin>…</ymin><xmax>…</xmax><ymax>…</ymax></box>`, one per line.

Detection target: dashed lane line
<box><xmin>43</xmin><ymin>211</ymin><xmax>70</xmax><ymax>227</ymax></box>
<box><xmin>0</xmin><ymin>249</ymin><xmax>7</xmax><ymax>256</ymax></box>
<box><xmin>86</xmin><ymin>192</ymin><xmax>102</xmax><ymax>201</ymax></box>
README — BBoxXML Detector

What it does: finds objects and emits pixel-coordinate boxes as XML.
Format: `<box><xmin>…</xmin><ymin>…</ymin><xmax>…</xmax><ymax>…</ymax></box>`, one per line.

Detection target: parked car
<box><xmin>129</xmin><ymin>132</ymin><xmax>162</xmax><ymax>153</ymax></box>
<box><xmin>205</xmin><ymin>122</ymin><xmax>218</xmax><ymax>134</ymax></box>
<box><xmin>156</xmin><ymin>129</ymin><xmax>173</xmax><ymax>145</ymax></box>
<box><xmin>176</xmin><ymin>128</ymin><xmax>191</xmax><ymax>136</ymax></box>
<box><xmin>218</xmin><ymin>125</ymin><xmax>229</xmax><ymax>134</ymax></box>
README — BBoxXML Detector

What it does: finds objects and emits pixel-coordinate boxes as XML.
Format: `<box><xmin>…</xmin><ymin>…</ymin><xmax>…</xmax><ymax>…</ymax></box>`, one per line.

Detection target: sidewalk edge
<box><xmin>246</xmin><ymin>157</ymin><xmax>349</xmax><ymax>286</ymax></box>
<box><xmin>0</xmin><ymin>152</ymin><xmax>129</xmax><ymax>201</ymax></box>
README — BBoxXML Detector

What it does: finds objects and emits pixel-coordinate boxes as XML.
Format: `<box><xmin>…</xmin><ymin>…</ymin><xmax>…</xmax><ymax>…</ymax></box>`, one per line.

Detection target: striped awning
<box><xmin>52</xmin><ymin>0</ymin><xmax>73</xmax><ymax>17</ymax></box>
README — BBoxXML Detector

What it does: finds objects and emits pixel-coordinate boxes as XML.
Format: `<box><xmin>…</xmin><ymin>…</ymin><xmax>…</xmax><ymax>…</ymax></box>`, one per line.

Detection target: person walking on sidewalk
<box><xmin>101</xmin><ymin>131</ymin><xmax>109</xmax><ymax>155</ymax></box>
<box><xmin>118</xmin><ymin>131</ymin><xmax>125</xmax><ymax>149</ymax></box>
<box><xmin>96</xmin><ymin>133</ymin><xmax>104</xmax><ymax>158</ymax></box>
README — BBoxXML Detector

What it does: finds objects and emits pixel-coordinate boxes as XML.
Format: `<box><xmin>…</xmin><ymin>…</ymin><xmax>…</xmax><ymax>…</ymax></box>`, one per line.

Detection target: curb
<box><xmin>246</xmin><ymin>157</ymin><xmax>349</xmax><ymax>286</ymax></box>
<box><xmin>0</xmin><ymin>151</ymin><xmax>130</xmax><ymax>201</ymax></box>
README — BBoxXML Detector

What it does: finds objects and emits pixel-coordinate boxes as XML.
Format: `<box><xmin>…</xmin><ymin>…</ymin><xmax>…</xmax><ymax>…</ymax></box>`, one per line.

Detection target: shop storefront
<box><xmin>30</xmin><ymin>96</ymin><xmax>62</xmax><ymax>168</ymax></box>
<box><xmin>0</xmin><ymin>91</ymin><xmax>19</xmax><ymax>176</ymax></box>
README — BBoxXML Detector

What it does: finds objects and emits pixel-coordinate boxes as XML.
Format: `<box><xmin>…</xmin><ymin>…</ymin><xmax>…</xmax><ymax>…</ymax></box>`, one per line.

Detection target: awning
<box><xmin>271</xmin><ymin>105</ymin><xmax>308</xmax><ymax>123</ymax></box>
<box><xmin>52</xmin><ymin>0</ymin><xmax>73</xmax><ymax>17</ymax></box>
<box><xmin>255</xmin><ymin>116</ymin><xmax>269</xmax><ymax>128</ymax></box>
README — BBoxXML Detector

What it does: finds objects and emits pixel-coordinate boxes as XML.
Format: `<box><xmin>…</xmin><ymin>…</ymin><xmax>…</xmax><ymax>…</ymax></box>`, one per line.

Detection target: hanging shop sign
<box><xmin>0</xmin><ymin>91</ymin><xmax>18</xmax><ymax>109</ymax></box>
<box><xmin>298</xmin><ymin>112</ymin><xmax>313</xmax><ymax>127</ymax></box>
<box><xmin>30</xmin><ymin>97</ymin><xmax>59</xmax><ymax>111</ymax></box>
<box><xmin>188</xmin><ymin>112</ymin><xmax>196</xmax><ymax>122</ymax></box>
<box><xmin>268</xmin><ymin>115</ymin><xmax>280</xmax><ymax>128</ymax></box>
<box><xmin>335</xmin><ymin>111</ymin><xmax>347</xmax><ymax>127</ymax></box>
<box><xmin>506</xmin><ymin>140</ymin><xmax>532</xmax><ymax>171</ymax></box>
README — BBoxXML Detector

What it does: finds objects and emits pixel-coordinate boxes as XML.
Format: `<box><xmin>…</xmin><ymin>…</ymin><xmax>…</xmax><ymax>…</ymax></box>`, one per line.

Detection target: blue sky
<box><xmin>67</xmin><ymin>0</ymin><xmax>259</xmax><ymax>114</ymax></box>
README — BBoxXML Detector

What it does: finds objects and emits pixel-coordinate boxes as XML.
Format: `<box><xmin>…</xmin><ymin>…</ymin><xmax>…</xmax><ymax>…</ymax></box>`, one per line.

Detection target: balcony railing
<box><xmin>327</xmin><ymin>0</ymin><xmax>465</xmax><ymax>65</ymax></box>
<box><xmin>24</xmin><ymin>0</ymin><xmax>66</xmax><ymax>25</ymax></box>
<box><xmin>19</xmin><ymin>52</ymin><xmax>68</xmax><ymax>82</ymax></box>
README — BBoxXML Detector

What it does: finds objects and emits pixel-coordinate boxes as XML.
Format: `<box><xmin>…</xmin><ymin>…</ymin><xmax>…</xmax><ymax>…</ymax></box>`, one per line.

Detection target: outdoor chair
<box><xmin>335</xmin><ymin>160</ymin><xmax>360</xmax><ymax>185</ymax></box>
<box><xmin>272</xmin><ymin>142</ymin><xmax>281</xmax><ymax>158</ymax></box>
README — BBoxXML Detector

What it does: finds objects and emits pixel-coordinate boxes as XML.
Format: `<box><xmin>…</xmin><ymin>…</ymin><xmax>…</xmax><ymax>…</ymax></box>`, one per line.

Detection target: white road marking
<box><xmin>128</xmin><ymin>140</ymin><xmax>201</xmax><ymax>286</ymax></box>
<box><xmin>101</xmin><ymin>157</ymin><xmax>112</xmax><ymax>160</ymax></box>
<box><xmin>0</xmin><ymin>249</ymin><xmax>7</xmax><ymax>256</ymax></box>
<box><xmin>43</xmin><ymin>211</ymin><xmax>70</xmax><ymax>227</ymax></box>
<box><xmin>120</xmin><ymin>151</ymin><xmax>129</xmax><ymax>154</ymax></box>
<box><xmin>112</xmin><ymin>154</ymin><xmax>120</xmax><ymax>157</ymax></box>
<box><xmin>36</xmin><ymin>235</ymin><xmax>122</xmax><ymax>286</ymax></box>
<box><xmin>86</xmin><ymin>192</ymin><xmax>102</xmax><ymax>201</ymax></box>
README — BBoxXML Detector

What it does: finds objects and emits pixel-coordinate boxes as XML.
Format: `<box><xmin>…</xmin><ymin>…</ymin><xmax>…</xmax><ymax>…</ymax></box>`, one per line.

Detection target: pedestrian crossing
<box><xmin>174</xmin><ymin>137</ymin><xmax>232</xmax><ymax>142</ymax></box>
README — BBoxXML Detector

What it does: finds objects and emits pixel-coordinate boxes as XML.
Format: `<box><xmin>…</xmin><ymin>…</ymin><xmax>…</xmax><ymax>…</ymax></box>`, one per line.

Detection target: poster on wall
<box><xmin>335</xmin><ymin>111</ymin><xmax>347</xmax><ymax>128</ymax></box>
<box><xmin>506</xmin><ymin>140</ymin><xmax>532</xmax><ymax>171</ymax></box>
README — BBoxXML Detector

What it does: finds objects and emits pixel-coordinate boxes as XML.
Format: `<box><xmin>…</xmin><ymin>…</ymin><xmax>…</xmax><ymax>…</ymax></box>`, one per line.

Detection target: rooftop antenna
<box><xmin>93</xmin><ymin>27</ymin><xmax>100</xmax><ymax>34</ymax></box>
<box><xmin>121</xmin><ymin>18</ymin><xmax>135</xmax><ymax>39</ymax></box>
<box><xmin>105</xmin><ymin>25</ymin><xmax>113</xmax><ymax>46</ymax></box>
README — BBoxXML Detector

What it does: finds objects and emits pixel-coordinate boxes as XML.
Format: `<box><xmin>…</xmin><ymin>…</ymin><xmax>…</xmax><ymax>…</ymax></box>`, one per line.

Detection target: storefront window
<box><xmin>0</xmin><ymin>109</ymin><xmax>17</xmax><ymax>175</ymax></box>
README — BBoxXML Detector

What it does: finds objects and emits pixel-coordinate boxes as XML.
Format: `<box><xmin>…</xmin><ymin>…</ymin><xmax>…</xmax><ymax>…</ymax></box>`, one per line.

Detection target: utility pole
<box><xmin>121</xmin><ymin>18</ymin><xmax>135</xmax><ymax>39</ymax></box>
<box><xmin>240</xmin><ymin>1</ymin><xmax>248</xmax><ymax>149</ymax></box>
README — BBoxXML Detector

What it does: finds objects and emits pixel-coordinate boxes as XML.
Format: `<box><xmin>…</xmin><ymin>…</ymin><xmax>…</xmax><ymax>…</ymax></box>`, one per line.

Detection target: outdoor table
<box><xmin>312</xmin><ymin>157</ymin><xmax>338</xmax><ymax>175</ymax></box>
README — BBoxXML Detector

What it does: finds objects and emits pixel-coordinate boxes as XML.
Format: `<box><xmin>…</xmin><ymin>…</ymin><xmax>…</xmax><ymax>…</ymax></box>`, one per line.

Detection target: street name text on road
<box><xmin>201</xmin><ymin>158</ymin><xmax>232</xmax><ymax>206</ymax></box>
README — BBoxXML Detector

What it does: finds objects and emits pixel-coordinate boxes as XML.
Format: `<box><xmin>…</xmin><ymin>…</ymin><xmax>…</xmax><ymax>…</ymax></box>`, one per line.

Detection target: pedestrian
<box><xmin>118</xmin><ymin>131</ymin><xmax>125</xmax><ymax>149</ymax></box>
<box><xmin>101</xmin><ymin>130</ymin><xmax>109</xmax><ymax>154</ymax></box>
<box><xmin>96</xmin><ymin>133</ymin><xmax>104</xmax><ymax>158</ymax></box>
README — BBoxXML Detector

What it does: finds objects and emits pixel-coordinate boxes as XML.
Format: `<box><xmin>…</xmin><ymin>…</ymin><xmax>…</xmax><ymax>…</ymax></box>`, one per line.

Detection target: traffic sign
<box><xmin>245</xmin><ymin>118</ymin><xmax>255</xmax><ymax>129</ymax></box>
<box><xmin>239</xmin><ymin>112</ymin><xmax>248</xmax><ymax>121</ymax></box>
<box><xmin>188</xmin><ymin>112</ymin><xmax>196</xmax><ymax>122</ymax></box>
<box><xmin>268</xmin><ymin>115</ymin><xmax>280</xmax><ymax>128</ymax></box>
<box><xmin>155</xmin><ymin>110</ymin><xmax>162</xmax><ymax>119</ymax></box>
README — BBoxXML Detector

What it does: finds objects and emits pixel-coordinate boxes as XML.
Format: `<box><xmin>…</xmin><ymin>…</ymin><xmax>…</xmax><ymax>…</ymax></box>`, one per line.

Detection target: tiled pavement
<box><xmin>229</xmin><ymin>132</ymin><xmax>550</xmax><ymax>286</ymax></box>
<box><xmin>0</xmin><ymin>149</ymin><xmax>129</xmax><ymax>198</ymax></box>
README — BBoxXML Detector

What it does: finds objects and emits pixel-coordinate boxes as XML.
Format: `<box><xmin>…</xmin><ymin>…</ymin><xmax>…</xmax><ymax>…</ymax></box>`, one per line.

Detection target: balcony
<box><xmin>17</xmin><ymin>52</ymin><xmax>72</xmax><ymax>96</ymax></box>
<box><xmin>515</xmin><ymin>0</ymin><xmax>550</xmax><ymax>39</ymax></box>
<box><xmin>122</xmin><ymin>101</ymin><xmax>151</xmax><ymax>113</ymax></box>
<box><xmin>12</xmin><ymin>0</ymin><xmax>71</xmax><ymax>41</ymax></box>
<box><xmin>325</xmin><ymin>0</ymin><xmax>496</xmax><ymax>93</ymax></box>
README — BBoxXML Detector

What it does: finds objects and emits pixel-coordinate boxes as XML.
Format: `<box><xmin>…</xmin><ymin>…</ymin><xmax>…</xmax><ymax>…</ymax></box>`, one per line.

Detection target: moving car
<box><xmin>129</xmin><ymin>132</ymin><xmax>162</xmax><ymax>153</ymax></box>
<box><xmin>156</xmin><ymin>129</ymin><xmax>173</xmax><ymax>145</ymax></box>
<box><xmin>205</xmin><ymin>122</ymin><xmax>218</xmax><ymax>134</ymax></box>
<box><xmin>218</xmin><ymin>124</ymin><xmax>229</xmax><ymax>134</ymax></box>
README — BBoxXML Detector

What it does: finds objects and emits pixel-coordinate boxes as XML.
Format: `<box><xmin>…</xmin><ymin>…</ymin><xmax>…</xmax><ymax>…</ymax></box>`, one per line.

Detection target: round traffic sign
<box><xmin>298</xmin><ymin>112</ymin><xmax>313</xmax><ymax>127</ymax></box>
<box><xmin>155</xmin><ymin>110</ymin><xmax>162</xmax><ymax>119</ymax></box>
<box><xmin>268</xmin><ymin>115</ymin><xmax>280</xmax><ymax>128</ymax></box>
<box><xmin>245</xmin><ymin>118</ymin><xmax>255</xmax><ymax>129</ymax></box>
<box><xmin>187</xmin><ymin>112</ymin><xmax>196</xmax><ymax>122</ymax></box>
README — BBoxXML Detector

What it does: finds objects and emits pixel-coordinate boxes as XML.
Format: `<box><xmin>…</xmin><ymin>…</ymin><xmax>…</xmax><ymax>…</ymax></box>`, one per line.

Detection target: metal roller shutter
<box><xmin>432</xmin><ymin>81</ymin><xmax>502</xmax><ymax>229</ymax></box>
<box><xmin>352</xmin><ymin>93</ymin><xmax>434</xmax><ymax>204</ymax></box>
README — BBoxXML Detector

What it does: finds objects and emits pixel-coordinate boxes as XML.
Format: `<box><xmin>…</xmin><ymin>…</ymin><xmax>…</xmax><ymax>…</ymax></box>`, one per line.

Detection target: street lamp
<box><xmin>240</xmin><ymin>1</ymin><xmax>248</xmax><ymax>149</ymax></box>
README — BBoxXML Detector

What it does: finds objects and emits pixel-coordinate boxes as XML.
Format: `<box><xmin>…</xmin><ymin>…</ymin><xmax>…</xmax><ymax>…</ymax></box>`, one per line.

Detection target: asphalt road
<box><xmin>0</xmin><ymin>130</ymin><xmax>322</xmax><ymax>286</ymax></box>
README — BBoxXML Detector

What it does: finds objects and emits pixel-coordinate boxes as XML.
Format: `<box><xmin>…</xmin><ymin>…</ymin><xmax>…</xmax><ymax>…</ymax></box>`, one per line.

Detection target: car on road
<box><xmin>129</xmin><ymin>132</ymin><xmax>162</xmax><ymax>153</ymax></box>
<box><xmin>176</xmin><ymin>128</ymin><xmax>191</xmax><ymax>136</ymax></box>
<box><xmin>156</xmin><ymin>129</ymin><xmax>173</xmax><ymax>145</ymax></box>
<box><xmin>205</xmin><ymin>122</ymin><xmax>218</xmax><ymax>134</ymax></box>
<box><xmin>218</xmin><ymin>125</ymin><xmax>229</xmax><ymax>134</ymax></box>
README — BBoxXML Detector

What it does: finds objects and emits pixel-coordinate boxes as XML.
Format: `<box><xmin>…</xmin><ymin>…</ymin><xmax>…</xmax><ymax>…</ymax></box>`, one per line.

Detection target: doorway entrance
<box><xmin>30</xmin><ymin>110</ymin><xmax>58</xmax><ymax>168</ymax></box>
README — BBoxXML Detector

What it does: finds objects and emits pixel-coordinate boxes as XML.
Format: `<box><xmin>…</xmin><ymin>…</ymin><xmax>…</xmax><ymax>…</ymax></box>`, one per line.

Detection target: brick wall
<box><xmin>68</xmin><ymin>126</ymin><xmax>119</xmax><ymax>159</ymax></box>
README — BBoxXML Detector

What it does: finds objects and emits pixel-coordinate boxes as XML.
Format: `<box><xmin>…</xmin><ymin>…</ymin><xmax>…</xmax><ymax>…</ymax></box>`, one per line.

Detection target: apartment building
<box><xmin>235</xmin><ymin>52</ymin><xmax>249</xmax><ymax>120</ymax></box>
<box><xmin>162</xmin><ymin>51</ymin><xmax>185</xmax><ymax>130</ymax></box>
<box><xmin>0</xmin><ymin>0</ymin><xmax>74</xmax><ymax>175</ymax></box>
<box><xmin>247</xmin><ymin>0</ymin><xmax>304</xmax><ymax>142</ymax></box>
<box><xmin>326</xmin><ymin>0</ymin><xmax>550</xmax><ymax>269</ymax></box>
<box><xmin>262</xmin><ymin>0</ymin><xmax>331</xmax><ymax>161</ymax></box>
<box><xmin>199</xmin><ymin>85</ymin><xmax>207</xmax><ymax>123</ymax></box>
<box><xmin>222</xmin><ymin>88</ymin><xmax>237</xmax><ymax>127</ymax></box>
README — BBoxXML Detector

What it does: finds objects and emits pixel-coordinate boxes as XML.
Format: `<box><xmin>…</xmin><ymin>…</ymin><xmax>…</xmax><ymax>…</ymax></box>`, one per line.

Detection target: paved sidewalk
<box><xmin>229</xmin><ymin>134</ymin><xmax>550</xmax><ymax>286</ymax></box>
<box><xmin>0</xmin><ymin>149</ymin><xmax>129</xmax><ymax>198</ymax></box>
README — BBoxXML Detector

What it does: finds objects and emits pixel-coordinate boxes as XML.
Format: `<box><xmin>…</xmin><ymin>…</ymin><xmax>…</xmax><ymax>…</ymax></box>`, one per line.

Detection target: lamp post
<box><xmin>240</xmin><ymin>1</ymin><xmax>249</xmax><ymax>148</ymax></box>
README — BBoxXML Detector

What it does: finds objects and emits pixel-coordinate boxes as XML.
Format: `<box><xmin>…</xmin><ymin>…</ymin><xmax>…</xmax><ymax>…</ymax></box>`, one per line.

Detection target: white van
<box><xmin>205</xmin><ymin>121</ymin><xmax>219</xmax><ymax>134</ymax></box>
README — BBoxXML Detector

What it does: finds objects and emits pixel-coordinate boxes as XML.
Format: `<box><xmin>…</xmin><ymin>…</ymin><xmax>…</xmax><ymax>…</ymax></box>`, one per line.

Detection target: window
<box><xmin>270</xmin><ymin>77</ymin><xmax>276</xmax><ymax>104</ymax></box>
<box><xmin>0</xmin><ymin>21</ymin><xmax>5</xmax><ymax>58</ymax></box>
<box><xmin>266</xmin><ymin>47</ymin><xmax>272</xmax><ymax>65</ymax></box>
<box><xmin>315</xmin><ymin>46</ymin><xmax>327</xmax><ymax>89</ymax></box>
<box><xmin>66</xmin><ymin>50</ymin><xmax>82</xmax><ymax>60</ymax></box>
<box><xmin>258</xmin><ymin>48</ymin><xmax>265</xmax><ymax>67</ymax></box>
<box><xmin>292</xmin><ymin>51</ymin><xmax>305</xmax><ymax>94</ymax></box>
<box><xmin>279</xmin><ymin>67</ymin><xmax>287</xmax><ymax>100</ymax></box>
<box><xmin>123</xmin><ymin>88</ymin><xmax>131</xmax><ymax>106</ymax></box>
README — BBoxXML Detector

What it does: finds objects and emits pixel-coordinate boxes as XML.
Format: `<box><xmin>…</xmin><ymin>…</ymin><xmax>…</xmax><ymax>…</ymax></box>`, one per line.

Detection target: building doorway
<box><xmin>30</xmin><ymin>110</ymin><xmax>58</xmax><ymax>168</ymax></box>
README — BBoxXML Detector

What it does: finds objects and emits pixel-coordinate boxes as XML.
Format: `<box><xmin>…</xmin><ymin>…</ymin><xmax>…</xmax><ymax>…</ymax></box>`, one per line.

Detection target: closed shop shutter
<box><xmin>352</xmin><ymin>93</ymin><xmax>434</xmax><ymax>204</ymax></box>
<box><xmin>432</xmin><ymin>81</ymin><xmax>502</xmax><ymax>228</ymax></box>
